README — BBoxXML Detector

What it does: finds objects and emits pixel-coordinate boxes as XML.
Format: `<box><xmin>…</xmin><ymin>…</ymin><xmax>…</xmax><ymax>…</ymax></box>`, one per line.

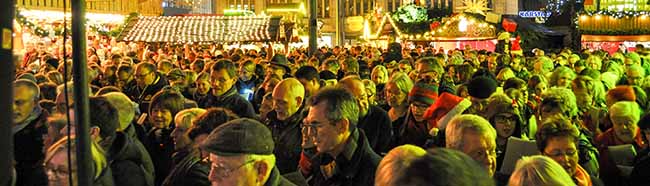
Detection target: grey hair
<box><xmin>541</xmin><ymin>87</ymin><xmax>578</xmax><ymax>118</ymax></box>
<box><xmin>609</xmin><ymin>101</ymin><xmax>641</xmax><ymax>123</ymax></box>
<box><xmin>508</xmin><ymin>155</ymin><xmax>574</xmax><ymax>186</ymax></box>
<box><xmin>310</xmin><ymin>87</ymin><xmax>359</xmax><ymax>129</ymax></box>
<box><xmin>387</xmin><ymin>72</ymin><xmax>414</xmax><ymax>95</ymax></box>
<box><xmin>445</xmin><ymin>114</ymin><xmax>497</xmax><ymax>150</ymax></box>
<box><xmin>549</xmin><ymin>66</ymin><xmax>576</xmax><ymax>87</ymax></box>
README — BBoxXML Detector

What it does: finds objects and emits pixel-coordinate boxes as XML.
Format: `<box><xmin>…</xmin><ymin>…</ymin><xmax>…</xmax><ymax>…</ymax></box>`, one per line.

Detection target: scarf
<box><xmin>574</xmin><ymin>164</ymin><xmax>592</xmax><ymax>186</ymax></box>
<box><xmin>12</xmin><ymin>106</ymin><xmax>42</xmax><ymax>135</ymax></box>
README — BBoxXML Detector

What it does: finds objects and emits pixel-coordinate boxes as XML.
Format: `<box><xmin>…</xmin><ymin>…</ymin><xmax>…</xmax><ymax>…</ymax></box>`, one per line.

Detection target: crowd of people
<box><xmin>9</xmin><ymin>39</ymin><xmax>650</xmax><ymax>186</ymax></box>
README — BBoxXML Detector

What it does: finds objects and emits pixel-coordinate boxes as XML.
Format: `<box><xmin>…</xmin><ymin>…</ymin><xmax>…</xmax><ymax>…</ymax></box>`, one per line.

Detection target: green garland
<box><xmin>579</xmin><ymin>10</ymin><xmax>650</xmax><ymax>19</ymax></box>
<box><xmin>15</xmin><ymin>10</ymin><xmax>61</xmax><ymax>37</ymax></box>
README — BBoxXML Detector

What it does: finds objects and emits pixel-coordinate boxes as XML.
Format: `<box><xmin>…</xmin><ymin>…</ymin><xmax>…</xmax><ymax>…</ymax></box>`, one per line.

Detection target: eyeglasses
<box><xmin>494</xmin><ymin>115</ymin><xmax>517</xmax><ymax>124</ymax></box>
<box><xmin>135</xmin><ymin>71</ymin><xmax>153</xmax><ymax>79</ymax></box>
<box><xmin>209</xmin><ymin>159</ymin><xmax>255</xmax><ymax>179</ymax></box>
<box><xmin>544</xmin><ymin>150</ymin><xmax>577</xmax><ymax>158</ymax></box>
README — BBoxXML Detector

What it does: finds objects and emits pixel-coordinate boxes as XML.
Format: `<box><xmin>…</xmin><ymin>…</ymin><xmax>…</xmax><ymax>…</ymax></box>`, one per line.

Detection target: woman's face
<box><xmin>410</xmin><ymin>101</ymin><xmax>430</xmax><ymax>122</ymax></box>
<box><xmin>543</xmin><ymin>136</ymin><xmax>579</xmax><ymax>176</ymax></box>
<box><xmin>372</xmin><ymin>70</ymin><xmax>388</xmax><ymax>84</ymax></box>
<box><xmin>556</xmin><ymin>73</ymin><xmax>573</xmax><ymax>88</ymax></box>
<box><xmin>494</xmin><ymin>113</ymin><xmax>517</xmax><ymax>138</ymax></box>
<box><xmin>46</xmin><ymin>150</ymin><xmax>76</xmax><ymax>186</ymax></box>
<box><xmin>150</xmin><ymin>107</ymin><xmax>173</xmax><ymax>129</ymax></box>
<box><xmin>534</xmin><ymin>82</ymin><xmax>547</xmax><ymax>96</ymax></box>
<box><xmin>385</xmin><ymin>83</ymin><xmax>406</xmax><ymax>108</ymax></box>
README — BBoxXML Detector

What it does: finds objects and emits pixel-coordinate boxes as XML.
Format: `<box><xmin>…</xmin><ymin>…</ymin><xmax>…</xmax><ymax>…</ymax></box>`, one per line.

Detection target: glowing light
<box><xmin>456</xmin><ymin>0</ymin><xmax>491</xmax><ymax>16</ymax></box>
<box><xmin>459</xmin><ymin>18</ymin><xmax>468</xmax><ymax>32</ymax></box>
<box><xmin>580</xmin><ymin>15</ymin><xmax>588</xmax><ymax>21</ymax></box>
<box><xmin>362</xmin><ymin>19</ymin><xmax>371</xmax><ymax>40</ymax></box>
<box><xmin>595</xmin><ymin>15</ymin><xmax>602</xmax><ymax>20</ymax></box>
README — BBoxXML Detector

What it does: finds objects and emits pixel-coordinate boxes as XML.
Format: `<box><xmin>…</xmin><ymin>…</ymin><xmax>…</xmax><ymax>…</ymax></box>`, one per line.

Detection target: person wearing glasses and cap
<box><xmin>200</xmin><ymin>118</ymin><xmax>297</xmax><ymax>186</ymax></box>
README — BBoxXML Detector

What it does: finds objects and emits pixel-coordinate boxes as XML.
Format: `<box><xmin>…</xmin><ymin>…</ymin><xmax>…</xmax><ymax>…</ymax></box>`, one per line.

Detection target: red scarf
<box><xmin>574</xmin><ymin>164</ymin><xmax>592</xmax><ymax>186</ymax></box>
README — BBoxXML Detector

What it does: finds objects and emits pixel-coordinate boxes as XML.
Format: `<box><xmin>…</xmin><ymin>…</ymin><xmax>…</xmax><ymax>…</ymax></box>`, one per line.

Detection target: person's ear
<box><xmin>337</xmin><ymin>119</ymin><xmax>350</xmax><ymax>134</ymax></box>
<box><xmin>296</xmin><ymin>96</ymin><xmax>304</xmax><ymax>108</ymax></box>
<box><xmin>255</xmin><ymin>160</ymin><xmax>269</xmax><ymax>183</ymax></box>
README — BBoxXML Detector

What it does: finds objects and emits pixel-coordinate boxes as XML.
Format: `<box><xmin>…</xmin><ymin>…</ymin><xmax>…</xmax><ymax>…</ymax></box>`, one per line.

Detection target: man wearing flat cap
<box><xmin>268</xmin><ymin>54</ymin><xmax>292</xmax><ymax>79</ymax></box>
<box><xmin>200</xmin><ymin>118</ymin><xmax>297</xmax><ymax>186</ymax></box>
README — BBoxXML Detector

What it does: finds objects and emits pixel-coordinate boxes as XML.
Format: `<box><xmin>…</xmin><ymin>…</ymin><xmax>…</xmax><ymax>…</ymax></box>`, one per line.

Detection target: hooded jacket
<box><xmin>483</xmin><ymin>94</ymin><xmax>525</xmax><ymax>170</ymax></box>
<box><xmin>108</xmin><ymin>131</ymin><xmax>156</xmax><ymax>186</ymax></box>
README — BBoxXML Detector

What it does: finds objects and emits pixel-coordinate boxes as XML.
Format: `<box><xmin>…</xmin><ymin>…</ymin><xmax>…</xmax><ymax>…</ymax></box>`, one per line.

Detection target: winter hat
<box><xmin>467</xmin><ymin>76</ymin><xmax>498</xmax><ymax>99</ymax></box>
<box><xmin>409</xmin><ymin>83</ymin><xmax>439</xmax><ymax>105</ymax></box>
<box><xmin>423</xmin><ymin>92</ymin><xmax>472</xmax><ymax>135</ymax></box>
<box><xmin>46</xmin><ymin>58</ymin><xmax>59</xmax><ymax>68</ymax></box>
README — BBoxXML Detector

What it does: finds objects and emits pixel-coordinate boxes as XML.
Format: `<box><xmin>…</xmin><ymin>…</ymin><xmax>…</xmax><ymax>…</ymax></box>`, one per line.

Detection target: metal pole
<box><xmin>335</xmin><ymin>0</ymin><xmax>341</xmax><ymax>46</ymax></box>
<box><xmin>72</xmin><ymin>0</ymin><xmax>93</xmax><ymax>185</ymax></box>
<box><xmin>308</xmin><ymin>0</ymin><xmax>318</xmax><ymax>56</ymax></box>
<box><xmin>0</xmin><ymin>0</ymin><xmax>16</xmax><ymax>185</ymax></box>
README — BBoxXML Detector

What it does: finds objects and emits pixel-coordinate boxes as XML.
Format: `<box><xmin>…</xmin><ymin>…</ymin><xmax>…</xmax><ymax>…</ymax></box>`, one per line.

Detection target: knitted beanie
<box><xmin>467</xmin><ymin>76</ymin><xmax>498</xmax><ymax>99</ymax></box>
<box><xmin>409</xmin><ymin>83</ymin><xmax>439</xmax><ymax>105</ymax></box>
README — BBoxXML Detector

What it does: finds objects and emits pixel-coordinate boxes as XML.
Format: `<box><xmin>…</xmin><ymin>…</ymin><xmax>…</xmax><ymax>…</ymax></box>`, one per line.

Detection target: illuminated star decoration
<box><xmin>456</xmin><ymin>0</ymin><xmax>491</xmax><ymax>16</ymax></box>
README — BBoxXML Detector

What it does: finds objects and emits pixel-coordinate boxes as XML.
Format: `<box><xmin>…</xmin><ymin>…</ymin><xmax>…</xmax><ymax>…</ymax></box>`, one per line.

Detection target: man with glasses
<box><xmin>299</xmin><ymin>87</ymin><xmax>381</xmax><ymax>186</ymax></box>
<box><xmin>338</xmin><ymin>76</ymin><xmax>392</xmax><ymax>154</ymax></box>
<box><xmin>199</xmin><ymin>59</ymin><xmax>256</xmax><ymax>119</ymax></box>
<box><xmin>133</xmin><ymin>62</ymin><xmax>168</xmax><ymax>113</ymax></box>
<box><xmin>200</xmin><ymin>118</ymin><xmax>297</xmax><ymax>186</ymax></box>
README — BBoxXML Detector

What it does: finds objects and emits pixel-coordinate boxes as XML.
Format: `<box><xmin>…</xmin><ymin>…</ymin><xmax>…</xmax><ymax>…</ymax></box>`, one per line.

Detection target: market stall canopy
<box><xmin>501</xmin><ymin>15</ymin><xmax>565</xmax><ymax>37</ymax></box>
<box><xmin>117</xmin><ymin>15</ymin><xmax>282</xmax><ymax>44</ymax></box>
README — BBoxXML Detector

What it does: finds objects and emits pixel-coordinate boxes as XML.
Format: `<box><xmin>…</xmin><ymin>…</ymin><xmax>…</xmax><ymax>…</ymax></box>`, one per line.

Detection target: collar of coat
<box><xmin>319</xmin><ymin>128</ymin><xmax>366</xmax><ymax>179</ymax></box>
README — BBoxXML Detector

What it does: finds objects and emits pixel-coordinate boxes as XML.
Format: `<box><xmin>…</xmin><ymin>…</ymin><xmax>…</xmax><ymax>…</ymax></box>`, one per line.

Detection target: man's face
<box><xmin>171</xmin><ymin>119</ymin><xmax>192</xmax><ymax>151</ymax></box>
<box><xmin>239</xmin><ymin>65</ymin><xmax>254</xmax><ymax>82</ymax></box>
<box><xmin>298</xmin><ymin>78</ymin><xmax>319</xmax><ymax>97</ymax></box>
<box><xmin>556</xmin><ymin>73</ymin><xmax>573</xmax><ymax>89</ymax></box>
<box><xmin>304</xmin><ymin>101</ymin><xmax>346</xmax><ymax>154</ymax></box>
<box><xmin>543</xmin><ymin>136</ymin><xmax>579</xmax><ymax>176</ymax></box>
<box><xmin>627</xmin><ymin>70</ymin><xmax>644</xmax><ymax>86</ymax></box>
<box><xmin>149</xmin><ymin>107</ymin><xmax>173</xmax><ymax>129</ymax></box>
<box><xmin>611</xmin><ymin>116</ymin><xmax>638</xmax><ymax>144</ymax></box>
<box><xmin>195</xmin><ymin>79</ymin><xmax>211</xmax><ymax>95</ymax></box>
<box><xmin>343</xmin><ymin>81</ymin><xmax>370</xmax><ymax>117</ymax></box>
<box><xmin>211</xmin><ymin>69</ymin><xmax>236</xmax><ymax>96</ymax></box>
<box><xmin>135</xmin><ymin>66</ymin><xmax>156</xmax><ymax>88</ymax></box>
<box><xmin>460</xmin><ymin>131</ymin><xmax>497</xmax><ymax>177</ymax></box>
<box><xmin>13</xmin><ymin>85</ymin><xmax>37</xmax><ymax>124</ymax></box>
<box><xmin>272</xmin><ymin>86</ymin><xmax>302</xmax><ymax>121</ymax></box>
<box><xmin>208</xmin><ymin>154</ymin><xmax>257</xmax><ymax>186</ymax></box>
<box><xmin>266</xmin><ymin>65</ymin><xmax>285</xmax><ymax>79</ymax></box>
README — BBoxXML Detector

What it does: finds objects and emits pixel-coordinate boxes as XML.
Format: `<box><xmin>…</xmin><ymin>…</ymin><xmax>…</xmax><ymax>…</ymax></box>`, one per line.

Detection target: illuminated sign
<box><xmin>518</xmin><ymin>11</ymin><xmax>551</xmax><ymax>18</ymax></box>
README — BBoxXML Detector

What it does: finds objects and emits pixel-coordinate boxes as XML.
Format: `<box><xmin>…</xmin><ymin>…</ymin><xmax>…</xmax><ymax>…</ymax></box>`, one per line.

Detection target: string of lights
<box><xmin>120</xmin><ymin>15</ymin><xmax>274</xmax><ymax>44</ymax></box>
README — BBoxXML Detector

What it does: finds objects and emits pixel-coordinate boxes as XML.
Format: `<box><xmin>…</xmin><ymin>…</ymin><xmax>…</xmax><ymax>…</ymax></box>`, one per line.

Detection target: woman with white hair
<box><xmin>508</xmin><ymin>155</ymin><xmax>574</xmax><ymax>186</ymax></box>
<box><xmin>596</xmin><ymin>101</ymin><xmax>644</xmax><ymax>186</ymax></box>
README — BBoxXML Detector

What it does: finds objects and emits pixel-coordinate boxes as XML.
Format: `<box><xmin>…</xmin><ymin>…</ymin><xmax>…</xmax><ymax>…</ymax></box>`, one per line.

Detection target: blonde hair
<box><xmin>508</xmin><ymin>155</ymin><xmax>574</xmax><ymax>186</ymax></box>
<box><xmin>45</xmin><ymin>135</ymin><xmax>107</xmax><ymax>179</ymax></box>
<box><xmin>387</xmin><ymin>72</ymin><xmax>414</xmax><ymax>95</ymax></box>
<box><xmin>375</xmin><ymin>145</ymin><xmax>427</xmax><ymax>186</ymax></box>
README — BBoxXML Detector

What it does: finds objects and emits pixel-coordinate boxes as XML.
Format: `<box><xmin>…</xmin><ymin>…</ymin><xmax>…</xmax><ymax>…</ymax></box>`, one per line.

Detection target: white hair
<box><xmin>445</xmin><ymin>114</ymin><xmax>497</xmax><ymax>150</ymax></box>
<box><xmin>508</xmin><ymin>155</ymin><xmax>574</xmax><ymax>186</ymax></box>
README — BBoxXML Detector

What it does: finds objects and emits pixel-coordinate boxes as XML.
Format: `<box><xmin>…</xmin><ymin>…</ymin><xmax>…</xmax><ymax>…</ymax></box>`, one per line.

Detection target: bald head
<box><xmin>272</xmin><ymin>78</ymin><xmax>306</xmax><ymax>121</ymax></box>
<box><xmin>338</xmin><ymin>76</ymin><xmax>370</xmax><ymax>116</ymax></box>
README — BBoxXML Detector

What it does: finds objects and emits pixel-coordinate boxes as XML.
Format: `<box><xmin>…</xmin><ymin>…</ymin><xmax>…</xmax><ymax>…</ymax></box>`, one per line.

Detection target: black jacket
<box><xmin>162</xmin><ymin>150</ymin><xmax>210</xmax><ymax>186</ymax></box>
<box><xmin>630</xmin><ymin>148</ymin><xmax>650</xmax><ymax>186</ymax></box>
<box><xmin>144</xmin><ymin>127</ymin><xmax>175</xmax><ymax>186</ymax></box>
<box><xmin>357</xmin><ymin>105</ymin><xmax>392</xmax><ymax>154</ymax></box>
<box><xmin>302</xmin><ymin>129</ymin><xmax>381</xmax><ymax>186</ymax></box>
<box><xmin>108</xmin><ymin>131</ymin><xmax>156</xmax><ymax>186</ymax></box>
<box><xmin>14</xmin><ymin>109</ymin><xmax>48</xmax><ymax>186</ymax></box>
<box><xmin>266</xmin><ymin>109</ymin><xmax>305</xmax><ymax>174</ymax></box>
<box><xmin>266</xmin><ymin>167</ymin><xmax>298</xmax><ymax>186</ymax></box>
<box><xmin>198</xmin><ymin>86</ymin><xmax>256</xmax><ymax>119</ymax></box>
<box><xmin>125</xmin><ymin>72</ymin><xmax>168</xmax><ymax>113</ymax></box>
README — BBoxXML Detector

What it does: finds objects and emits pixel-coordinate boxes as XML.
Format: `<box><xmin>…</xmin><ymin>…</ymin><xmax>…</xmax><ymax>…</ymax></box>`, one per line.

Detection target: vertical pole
<box><xmin>335</xmin><ymin>0</ymin><xmax>341</xmax><ymax>46</ymax></box>
<box><xmin>0</xmin><ymin>0</ymin><xmax>16</xmax><ymax>185</ymax></box>
<box><xmin>309</xmin><ymin>0</ymin><xmax>318</xmax><ymax>56</ymax></box>
<box><xmin>72</xmin><ymin>0</ymin><xmax>93</xmax><ymax>185</ymax></box>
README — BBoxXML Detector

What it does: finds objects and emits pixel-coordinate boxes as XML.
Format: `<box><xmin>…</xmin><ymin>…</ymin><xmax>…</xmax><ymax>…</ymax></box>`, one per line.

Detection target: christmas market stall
<box><xmin>118</xmin><ymin>15</ymin><xmax>282</xmax><ymax>45</ymax></box>
<box><xmin>579</xmin><ymin>0</ymin><xmax>650</xmax><ymax>53</ymax></box>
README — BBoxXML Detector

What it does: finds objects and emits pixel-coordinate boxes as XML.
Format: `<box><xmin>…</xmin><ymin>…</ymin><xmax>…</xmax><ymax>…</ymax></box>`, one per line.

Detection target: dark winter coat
<box><xmin>162</xmin><ymin>150</ymin><xmax>210</xmax><ymax>186</ymax></box>
<box><xmin>14</xmin><ymin>109</ymin><xmax>48</xmax><ymax>186</ymax></box>
<box><xmin>358</xmin><ymin>105</ymin><xmax>393</xmax><ymax>154</ymax></box>
<box><xmin>198</xmin><ymin>86</ymin><xmax>256</xmax><ymax>119</ymax></box>
<box><xmin>144</xmin><ymin>127</ymin><xmax>175</xmax><ymax>186</ymax></box>
<box><xmin>301</xmin><ymin>129</ymin><xmax>381</xmax><ymax>186</ymax></box>
<box><xmin>124</xmin><ymin>72</ymin><xmax>169</xmax><ymax>113</ymax></box>
<box><xmin>108</xmin><ymin>131</ymin><xmax>155</xmax><ymax>186</ymax></box>
<box><xmin>266</xmin><ymin>109</ymin><xmax>305</xmax><ymax>174</ymax></box>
